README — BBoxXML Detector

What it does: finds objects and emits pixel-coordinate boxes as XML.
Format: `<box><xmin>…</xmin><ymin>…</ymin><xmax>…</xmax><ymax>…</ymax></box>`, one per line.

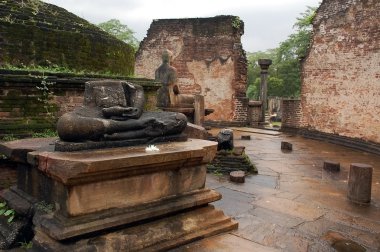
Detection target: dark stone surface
<box><xmin>0</xmin><ymin>188</ymin><xmax>35</xmax><ymax>250</ymax></box>
<box><xmin>217</xmin><ymin>129</ymin><xmax>234</xmax><ymax>151</ymax></box>
<box><xmin>281</xmin><ymin>141</ymin><xmax>293</xmax><ymax>151</ymax></box>
<box><xmin>56</xmin><ymin>80</ymin><xmax>188</xmax><ymax>150</ymax></box>
<box><xmin>0</xmin><ymin>216</ymin><xmax>33</xmax><ymax>250</ymax></box>
<box><xmin>323</xmin><ymin>160</ymin><xmax>340</xmax><ymax>172</ymax></box>
<box><xmin>241</xmin><ymin>135</ymin><xmax>251</xmax><ymax>140</ymax></box>
<box><xmin>207</xmin><ymin>146</ymin><xmax>257</xmax><ymax>174</ymax></box>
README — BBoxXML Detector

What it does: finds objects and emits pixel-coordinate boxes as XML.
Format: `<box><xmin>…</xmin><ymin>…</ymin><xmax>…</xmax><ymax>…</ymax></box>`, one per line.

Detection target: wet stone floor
<box><xmin>172</xmin><ymin>129</ymin><xmax>380</xmax><ymax>252</ymax></box>
<box><xmin>0</xmin><ymin>130</ymin><xmax>379</xmax><ymax>251</ymax></box>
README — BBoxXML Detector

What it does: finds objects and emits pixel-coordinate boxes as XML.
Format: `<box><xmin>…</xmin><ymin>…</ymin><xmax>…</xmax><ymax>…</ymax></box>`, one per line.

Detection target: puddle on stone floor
<box><xmin>323</xmin><ymin>231</ymin><xmax>367</xmax><ymax>252</ymax></box>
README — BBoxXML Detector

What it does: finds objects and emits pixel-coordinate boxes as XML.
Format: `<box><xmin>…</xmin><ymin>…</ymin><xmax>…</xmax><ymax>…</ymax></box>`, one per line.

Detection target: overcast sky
<box><xmin>42</xmin><ymin>0</ymin><xmax>321</xmax><ymax>52</ymax></box>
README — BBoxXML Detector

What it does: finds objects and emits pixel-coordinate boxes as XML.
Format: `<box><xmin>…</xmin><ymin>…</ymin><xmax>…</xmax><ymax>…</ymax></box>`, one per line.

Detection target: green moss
<box><xmin>0</xmin><ymin>0</ymin><xmax>135</xmax><ymax>75</ymax></box>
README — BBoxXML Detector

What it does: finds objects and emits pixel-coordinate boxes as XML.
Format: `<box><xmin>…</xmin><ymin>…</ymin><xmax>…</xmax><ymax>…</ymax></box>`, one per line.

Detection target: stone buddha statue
<box><xmin>56</xmin><ymin>80</ymin><xmax>187</xmax><ymax>146</ymax></box>
<box><xmin>155</xmin><ymin>49</ymin><xmax>194</xmax><ymax>108</ymax></box>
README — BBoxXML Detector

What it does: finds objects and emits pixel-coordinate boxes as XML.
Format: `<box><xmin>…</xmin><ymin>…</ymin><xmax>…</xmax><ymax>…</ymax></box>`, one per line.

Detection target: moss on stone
<box><xmin>0</xmin><ymin>0</ymin><xmax>135</xmax><ymax>75</ymax></box>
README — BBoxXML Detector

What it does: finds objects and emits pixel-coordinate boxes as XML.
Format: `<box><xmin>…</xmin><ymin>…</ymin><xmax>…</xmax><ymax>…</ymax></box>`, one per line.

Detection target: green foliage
<box><xmin>212</xmin><ymin>169</ymin><xmax>223</xmax><ymax>177</ymax></box>
<box><xmin>98</xmin><ymin>19</ymin><xmax>139</xmax><ymax>52</ymax></box>
<box><xmin>0</xmin><ymin>63</ymin><xmax>127</xmax><ymax>77</ymax></box>
<box><xmin>231</xmin><ymin>16</ymin><xmax>242</xmax><ymax>29</ymax></box>
<box><xmin>19</xmin><ymin>241</ymin><xmax>33</xmax><ymax>249</ymax></box>
<box><xmin>33</xmin><ymin>74</ymin><xmax>57</xmax><ymax>127</ymax></box>
<box><xmin>0</xmin><ymin>202</ymin><xmax>16</xmax><ymax>223</ymax></box>
<box><xmin>1</xmin><ymin>134</ymin><xmax>18</xmax><ymax>142</ymax></box>
<box><xmin>35</xmin><ymin>201</ymin><xmax>54</xmax><ymax>213</ymax></box>
<box><xmin>246</xmin><ymin>6</ymin><xmax>317</xmax><ymax>99</ymax></box>
<box><xmin>32</xmin><ymin>129</ymin><xmax>58</xmax><ymax>138</ymax></box>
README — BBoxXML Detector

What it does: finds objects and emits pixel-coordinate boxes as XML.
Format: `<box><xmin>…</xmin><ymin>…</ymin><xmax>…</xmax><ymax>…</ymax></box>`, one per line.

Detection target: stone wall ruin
<box><xmin>135</xmin><ymin>16</ymin><xmax>248</xmax><ymax>125</ymax></box>
<box><xmin>300</xmin><ymin>0</ymin><xmax>380</xmax><ymax>145</ymax></box>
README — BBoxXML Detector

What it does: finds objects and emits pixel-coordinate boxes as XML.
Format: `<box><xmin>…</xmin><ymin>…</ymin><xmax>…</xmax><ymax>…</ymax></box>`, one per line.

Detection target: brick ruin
<box><xmin>283</xmin><ymin>0</ymin><xmax>380</xmax><ymax>151</ymax></box>
<box><xmin>135</xmin><ymin>16</ymin><xmax>248</xmax><ymax>126</ymax></box>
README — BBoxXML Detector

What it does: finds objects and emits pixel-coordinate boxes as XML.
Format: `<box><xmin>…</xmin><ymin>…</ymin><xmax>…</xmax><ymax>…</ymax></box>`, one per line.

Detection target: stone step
<box><xmin>32</xmin><ymin>205</ymin><xmax>238</xmax><ymax>251</ymax></box>
<box><xmin>34</xmin><ymin>189</ymin><xmax>222</xmax><ymax>240</ymax></box>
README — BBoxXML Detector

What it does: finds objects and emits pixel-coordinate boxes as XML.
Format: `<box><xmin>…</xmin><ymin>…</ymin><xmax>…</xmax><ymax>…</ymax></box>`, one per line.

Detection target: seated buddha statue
<box><xmin>56</xmin><ymin>80</ymin><xmax>187</xmax><ymax>143</ymax></box>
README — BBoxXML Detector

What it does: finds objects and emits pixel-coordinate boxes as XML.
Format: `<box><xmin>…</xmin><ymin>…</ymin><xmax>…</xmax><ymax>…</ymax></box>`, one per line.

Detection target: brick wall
<box><xmin>135</xmin><ymin>16</ymin><xmax>248</xmax><ymax>125</ymax></box>
<box><xmin>301</xmin><ymin>0</ymin><xmax>380</xmax><ymax>144</ymax></box>
<box><xmin>281</xmin><ymin>99</ymin><xmax>303</xmax><ymax>130</ymax></box>
<box><xmin>0</xmin><ymin>70</ymin><xmax>160</xmax><ymax>135</ymax></box>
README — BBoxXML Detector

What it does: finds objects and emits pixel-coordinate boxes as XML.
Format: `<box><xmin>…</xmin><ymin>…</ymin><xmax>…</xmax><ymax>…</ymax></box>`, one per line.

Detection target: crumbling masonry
<box><xmin>135</xmin><ymin>16</ymin><xmax>248</xmax><ymax>126</ymax></box>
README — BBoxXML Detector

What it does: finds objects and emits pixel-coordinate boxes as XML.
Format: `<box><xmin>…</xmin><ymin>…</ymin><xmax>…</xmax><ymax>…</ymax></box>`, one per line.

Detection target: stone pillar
<box><xmin>347</xmin><ymin>163</ymin><xmax>373</xmax><ymax>204</ymax></box>
<box><xmin>194</xmin><ymin>94</ymin><xmax>205</xmax><ymax>125</ymax></box>
<box><xmin>258</xmin><ymin>59</ymin><xmax>272</xmax><ymax>123</ymax></box>
<box><xmin>247</xmin><ymin>100</ymin><xmax>262</xmax><ymax>126</ymax></box>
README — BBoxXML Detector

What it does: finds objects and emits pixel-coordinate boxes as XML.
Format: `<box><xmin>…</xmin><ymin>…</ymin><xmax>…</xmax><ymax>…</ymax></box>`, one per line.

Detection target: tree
<box><xmin>98</xmin><ymin>19</ymin><xmax>139</xmax><ymax>52</ymax></box>
<box><xmin>246</xmin><ymin>49</ymin><xmax>276</xmax><ymax>99</ymax></box>
<box><xmin>246</xmin><ymin>6</ymin><xmax>317</xmax><ymax>99</ymax></box>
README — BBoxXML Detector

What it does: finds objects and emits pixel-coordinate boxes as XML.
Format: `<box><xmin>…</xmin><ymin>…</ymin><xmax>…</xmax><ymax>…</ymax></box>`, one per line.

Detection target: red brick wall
<box><xmin>301</xmin><ymin>0</ymin><xmax>380</xmax><ymax>143</ymax></box>
<box><xmin>135</xmin><ymin>16</ymin><xmax>248</xmax><ymax>124</ymax></box>
<box><xmin>281</xmin><ymin>99</ymin><xmax>303</xmax><ymax>130</ymax></box>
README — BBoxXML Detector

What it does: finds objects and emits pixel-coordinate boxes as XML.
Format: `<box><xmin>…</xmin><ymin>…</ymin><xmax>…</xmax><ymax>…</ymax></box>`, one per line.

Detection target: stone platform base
<box><xmin>32</xmin><ymin>205</ymin><xmax>237</xmax><ymax>251</ymax></box>
<box><xmin>55</xmin><ymin>133</ymin><xmax>188</xmax><ymax>152</ymax></box>
<box><xmin>34</xmin><ymin>189</ymin><xmax>221</xmax><ymax>240</ymax></box>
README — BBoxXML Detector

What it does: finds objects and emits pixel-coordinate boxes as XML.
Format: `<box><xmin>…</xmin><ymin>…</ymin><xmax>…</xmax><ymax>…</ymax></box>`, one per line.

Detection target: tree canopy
<box><xmin>247</xmin><ymin>6</ymin><xmax>317</xmax><ymax>99</ymax></box>
<box><xmin>98</xmin><ymin>19</ymin><xmax>139</xmax><ymax>52</ymax></box>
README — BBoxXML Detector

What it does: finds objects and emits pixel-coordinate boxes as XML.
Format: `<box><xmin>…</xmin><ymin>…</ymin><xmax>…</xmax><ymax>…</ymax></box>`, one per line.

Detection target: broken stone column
<box><xmin>194</xmin><ymin>94</ymin><xmax>205</xmax><ymax>125</ymax></box>
<box><xmin>258</xmin><ymin>59</ymin><xmax>272</xmax><ymax>123</ymax></box>
<box><xmin>347</xmin><ymin>163</ymin><xmax>373</xmax><ymax>204</ymax></box>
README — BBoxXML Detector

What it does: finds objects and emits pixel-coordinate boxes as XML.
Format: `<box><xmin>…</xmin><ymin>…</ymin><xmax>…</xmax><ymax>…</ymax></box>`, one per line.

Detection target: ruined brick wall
<box><xmin>135</xmin><ymin>16</ymin><xmax>248</xmax><ymax>125</ymax></box>
<box><xmin>281</xmin><ymin>99</ymin><xmax>303</xmax><ymax>130</ymax></box>
<box><xmin>301</xmin><ymin>0</ymin><xmax>380</xmax><ymax>144</ymax></box>
<box><xmin>0</xmin><ymin>70</ymin><xmax>160</xmax><ymax>135</ymax></box>
<box><xmin>0</xmin><ymin>0</ymin><xmax>135</xmax><ymax>75</ymax></box>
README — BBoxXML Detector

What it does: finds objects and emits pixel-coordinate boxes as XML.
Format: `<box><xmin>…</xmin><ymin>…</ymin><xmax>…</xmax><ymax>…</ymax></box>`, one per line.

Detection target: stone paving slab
<box><xmin>182</xmin><ymin>130</ymin><xmax>380</xmax><ymax>251</ymax></box>
<box><xmin>170</xmin><ymin>233</ymin><xmax>281</xmax><ymax>252</ymax></box>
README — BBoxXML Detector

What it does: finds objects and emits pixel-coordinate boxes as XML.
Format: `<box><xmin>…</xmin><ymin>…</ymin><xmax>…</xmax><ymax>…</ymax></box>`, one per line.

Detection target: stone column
<box><xmin>347</xmin><ymin>163</ymin><xmax>373</xmax><ymax>204</ymax></box>
<box><xmin>258</xmin><ymin>59</ymin><xmax>272</xmax><ymax>123</ymax></box>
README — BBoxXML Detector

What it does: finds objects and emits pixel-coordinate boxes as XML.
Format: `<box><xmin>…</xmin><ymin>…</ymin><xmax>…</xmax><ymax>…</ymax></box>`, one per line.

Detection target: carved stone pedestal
<box><xmin>0</xmin><ymin>139</ymin><xmax>237</xmax><ymax>251</ymax></box>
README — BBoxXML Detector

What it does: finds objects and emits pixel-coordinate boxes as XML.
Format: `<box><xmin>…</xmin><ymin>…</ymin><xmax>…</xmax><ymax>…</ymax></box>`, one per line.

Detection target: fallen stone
<box><xmin>281</xmin><ymin>141</ymin><xmax>293</xmax><ymax>151</ymax></box>
<box><xmin>241</xmin><ymin>135</ymin><xmax>251</xmax><ymax>140</ymax></box>
<box><xmin>230</xmin><ymin>171</ymin><xmax>245</xmax><ymax>183</ymax></box>
<box><xmin>233</xmin><ymin>146</ymin><xmax>245</xmax><ymax>156</ymax></box>
<box><xmin>323</xmin><ymin>160</ymin><xmax>340</xmax><ymax>172</ymax></box>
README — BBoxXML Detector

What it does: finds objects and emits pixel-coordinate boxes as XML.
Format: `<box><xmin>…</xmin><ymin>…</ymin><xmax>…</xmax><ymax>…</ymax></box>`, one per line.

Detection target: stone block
<box><xmin>347</xmin><ymin>163</ymin><xmax>373</xmax><ymax>204</ymax></box>
<box><xmin>230</xmin><ymin>171</ymin><xmax>245</xmax><ymax>183</ymax></box>
<box><xmin>241</xmin><ymin>135</ymin><xmax>251</xmax><ymax>140</ymax></box>
<box><xmin>281</xmin><ymin>141</ymin><xmax>293</xmax><ymax>151</ymax></box>
<box><xmin>323</xmin><ymin>160</ymin><xmax>340</xmax><ymax>172</ymax></box>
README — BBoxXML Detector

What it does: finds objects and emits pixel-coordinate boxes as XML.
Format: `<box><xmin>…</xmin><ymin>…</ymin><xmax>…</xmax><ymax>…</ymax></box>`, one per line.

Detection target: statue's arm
<box><xmin>127</xmin><ymin>83</ymin><xmax>145</xmax><ymax>118</ymax></box>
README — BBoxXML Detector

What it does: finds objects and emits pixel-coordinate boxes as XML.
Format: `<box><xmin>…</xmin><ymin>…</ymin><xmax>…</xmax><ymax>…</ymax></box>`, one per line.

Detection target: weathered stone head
<box><xmin>161</xmin><ymin>49</ymin><xmax>173</xmax><ymax>64</ymax></box>
<box><xmin>217</xmin><ymin>128</ymin><xmax>234</xmax><ymax>151</ymax></box>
